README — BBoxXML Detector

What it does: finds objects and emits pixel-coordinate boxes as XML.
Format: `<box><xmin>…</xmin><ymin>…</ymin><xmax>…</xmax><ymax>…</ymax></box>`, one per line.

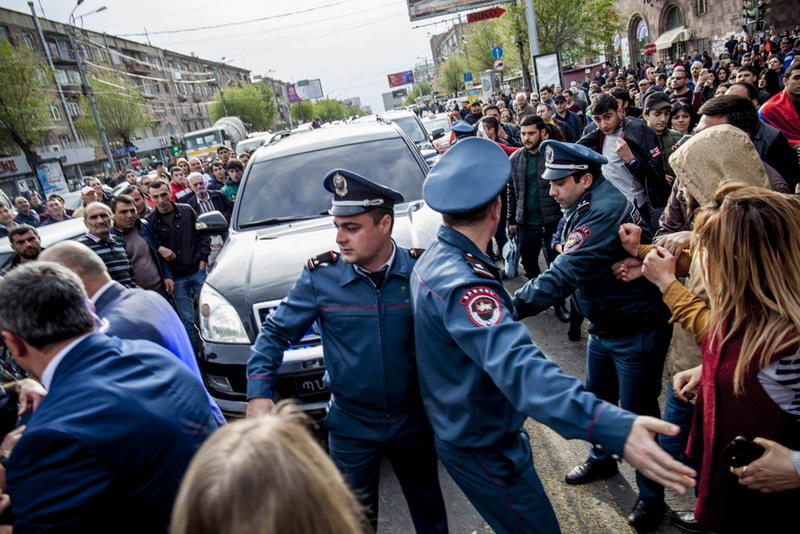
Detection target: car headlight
<box><xmin>198</xmin><ymin>284</ymin><xmax>249</xmax><ymax>344</ymax></box>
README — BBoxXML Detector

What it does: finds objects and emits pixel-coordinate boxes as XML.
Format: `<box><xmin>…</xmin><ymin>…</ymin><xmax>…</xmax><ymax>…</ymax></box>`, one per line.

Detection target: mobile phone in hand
<box><xmin>721</xmin><ymin>436</ymin><xmax>766</xmax><ymax>467</ymax></box>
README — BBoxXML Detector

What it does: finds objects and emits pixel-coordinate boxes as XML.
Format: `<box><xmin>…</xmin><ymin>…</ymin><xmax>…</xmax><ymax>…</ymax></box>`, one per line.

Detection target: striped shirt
<box><xmin>79</xmin><ymin>233</ymin><xmax>136</xmax><ymax>288</ymax></box>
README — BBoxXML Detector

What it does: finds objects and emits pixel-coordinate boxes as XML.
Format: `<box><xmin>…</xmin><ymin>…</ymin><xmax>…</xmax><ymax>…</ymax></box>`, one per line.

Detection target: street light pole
<box><xmin>28</xmin><ymin>1</ymin><xmax>79</xmax><ymax>144</ymax></box>
<box><xmin>67</xmin><ymin>6</ymin><xmax>115</xmax><ymax>172</ymax></box>
<box><xmin>525</xmin><ymin>0</ymin><xmax>541</xmax><ymax>92</ymax></box>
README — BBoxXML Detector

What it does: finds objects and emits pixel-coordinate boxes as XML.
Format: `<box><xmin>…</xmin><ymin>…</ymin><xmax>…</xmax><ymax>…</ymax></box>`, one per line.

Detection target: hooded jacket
<box><xmin>658</xmin><ymin>124</ymin><xmax>770</xmax><ymax>375</ymax></box>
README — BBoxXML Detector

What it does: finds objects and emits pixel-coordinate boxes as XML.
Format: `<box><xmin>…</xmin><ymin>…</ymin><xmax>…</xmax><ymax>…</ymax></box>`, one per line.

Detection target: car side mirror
<box><xmin>196</xmin><ymin>210</ymin><xmax>228</xmax><ymax>233</ymax></box>
<box><xmin>429</xmin><ymin>128</ymin><xmax>445</xmax><ymax>141</ymax></box>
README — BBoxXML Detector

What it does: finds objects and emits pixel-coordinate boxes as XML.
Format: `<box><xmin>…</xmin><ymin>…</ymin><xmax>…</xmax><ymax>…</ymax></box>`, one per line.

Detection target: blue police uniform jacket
<box><xmin>411</xmin><ymin>225</ymin><xmax>635</xmax><ymax>451</ymax></box>
<box><xmin>6</xmin><ymin>334</ymin><xmax>220</xmax><ymax>533</ymax></box>
<box><xmin>514</xmin><ymin>175</ymin><xmax>669</xmax><ymax>335</ymax></box>
<box><xmin>248</xmin><ymin>244</ymin><xmax>428</xmax><ymax>441</ymax></box>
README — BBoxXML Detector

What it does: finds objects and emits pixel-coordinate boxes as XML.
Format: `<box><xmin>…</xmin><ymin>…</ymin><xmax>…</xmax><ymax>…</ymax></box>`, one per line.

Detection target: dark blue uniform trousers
<box><xmin>328</xmin><ymin>428</ymin><xmax>448</xmax><ymax>534</ymax></box>
<box><xmin>435</xmin><ymin>430</ymin><xmax>561</xmax><ymax>534</ymax></box>
<box><xmin>585</xmin><ymin>323</ymin><xmax>672</xmax><ymax>502</ymax></box>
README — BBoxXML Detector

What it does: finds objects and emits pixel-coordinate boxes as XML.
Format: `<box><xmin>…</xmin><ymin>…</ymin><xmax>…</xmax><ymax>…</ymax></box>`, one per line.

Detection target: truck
<box><xmin>183</xmin><ymin>116</ymin><xmax>248</xmax><ymax>159</ymax></box>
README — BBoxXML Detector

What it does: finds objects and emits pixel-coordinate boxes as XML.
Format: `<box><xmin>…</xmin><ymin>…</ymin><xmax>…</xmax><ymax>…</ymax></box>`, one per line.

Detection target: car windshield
<box><xmin>391</xmin><ymin>117</ymin><xmax>427</xmax><ymax>144</ymax></box>
<box><xmin>240</xmin><ymin>138</ymin><xmax>266</xmax><ymax>151</ymax></box>
<box><xmin>422</xmin><ymin>118</ymin><xmax>451</xmax><ymax>133</ymax></box>
<box><xmin>236</xmin><ymin>137</ymin><xmax>425</xmax><ymax>228</ymax></box>
<box><xmin>185</xmin><ymin>130</ymin><xmax>222</xmax><ymax>150</ymax></box>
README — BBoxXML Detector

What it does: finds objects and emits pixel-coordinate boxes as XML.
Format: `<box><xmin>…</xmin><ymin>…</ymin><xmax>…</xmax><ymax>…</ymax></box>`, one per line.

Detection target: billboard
<box><xmin>533</xmin><ymin>52</ymin><xmax>562</xmax><ymax>93</ymax></box>
<box><xmin>286</xmin><ymin>79</ymin><xmax>324</xmax><ymax>102</ymax></box>
<box><xmin>407</xmin><ymin>0</ymin><xmax>511</xmax><ymax>22</ymax></box>
<box><xmin>35</xmin><ymin>159</ymin><xmax>69</xmax><ymax>196</ymax></box>
<box><xmin>387</xmin><ymin>70</ymin><xmax>415</xmax><ymax>88</ymax></box>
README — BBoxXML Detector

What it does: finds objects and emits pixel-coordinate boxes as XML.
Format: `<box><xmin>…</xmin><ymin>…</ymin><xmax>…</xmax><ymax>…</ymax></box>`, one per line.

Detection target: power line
<box><xmin>115</xmin><ymin>0</ymin><xmax>351</xmax><ymax>37</ymax></box>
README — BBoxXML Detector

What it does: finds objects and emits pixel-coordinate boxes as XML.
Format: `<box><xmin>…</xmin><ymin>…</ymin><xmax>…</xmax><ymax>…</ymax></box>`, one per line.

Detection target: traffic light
<box><xmin>170</xmin><ymin>136</ymin><xmax>181</xmax><ymax>158</ymax></box>
<box><xmin>755</xmin><ymin>0</ymin><xmax>768</xmax><ymax>31</ymax></box>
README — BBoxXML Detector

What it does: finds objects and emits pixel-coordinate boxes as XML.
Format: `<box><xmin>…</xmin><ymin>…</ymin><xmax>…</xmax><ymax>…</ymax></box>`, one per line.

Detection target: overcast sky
<box><xmin>2</xmin><ymin>0</ymin><xmax>460</xmax><ymax>113</ymax></box>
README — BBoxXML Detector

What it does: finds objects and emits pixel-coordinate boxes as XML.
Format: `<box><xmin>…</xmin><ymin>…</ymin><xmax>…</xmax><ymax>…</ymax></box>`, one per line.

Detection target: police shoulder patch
<box><xmin>563</xmin><ymin>224</ymin><xmax>592</xmax><ymax>254</ymax></box>
<box><xmin>408</xmin><ymin>248</ymin><xmax>426</xmax><ymax>258</ymax></box>
<box><xmin>460</xmin><ymin>286</ymin><xmax>503</xmax><ymax>327</ymax></box>
<box><xmin>462</xmin><ymin>252</ymin><xmax>495</xmax><ymax>279</ymax></box>
<box><xmin>307</xmin><ymin>250</ymin><xmax>339</xmax><ymax>271</ymax></box>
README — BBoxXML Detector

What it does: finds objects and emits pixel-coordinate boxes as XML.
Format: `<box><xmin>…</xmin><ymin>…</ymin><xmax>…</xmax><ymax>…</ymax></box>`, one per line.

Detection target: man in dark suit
<box><xmin>39</xmin><ymin>240</ymin><xmax>225</xmax><ymax>426</ymax></box>
<box><xmin>0</xmin><ymin>261</ymin><xmax>221</xmax><ymax>532</ymax></box>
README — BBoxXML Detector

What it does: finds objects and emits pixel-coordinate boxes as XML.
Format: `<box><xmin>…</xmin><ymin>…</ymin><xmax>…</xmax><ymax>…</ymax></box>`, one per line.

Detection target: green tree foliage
<box><xmin>288</xmin><ymin>100</ymin><xmax>363</xmax><ymax>125</ymax></box>
<box><xmin>290</xmin><ymin>101</ymin><xmax>315</xmax><ymax>122</ymax></box>
<box><xmin>76</xmin><ymin>76</ymin><xmax>153</xmax><ymax>148</ymax></box>
<box><xmin>403</xmin><ymin>82</ymin><xmax>433</xmax><ymax>106</ymax></box>
<box><xmin>434</xmin><ymin>54</ymin><xmax>468</xmax><ymax>96</ymax></box>
<box><xmin>0</xmin><ymin>40</ymin><xmax>50</xmax><ymax>168</ymax></box>
<box><xmin>462</xmin><ymin>20</ymin><xmax>505</xmax><ymax>74</ymax></box>
<box><xmin>209</xmin><ymin>84</ymin><xmax>276</xmax><ymax>131</ymax></box>
<box><xmin>314</xmin><ymin>99</ymin><xmax>347</xmax><ymax>122</ymax></box>
<box><xmin>526</xmin><ymin>0</ymin><xmax>620</xmax><ymax>63</ymax></box>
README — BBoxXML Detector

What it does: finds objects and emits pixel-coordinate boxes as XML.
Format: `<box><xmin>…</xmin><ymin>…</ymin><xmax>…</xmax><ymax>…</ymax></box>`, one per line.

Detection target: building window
<box><xmin>97</xmin><ymin>47</ymin><xmax>106</xmax><ymax>63</ymax></box>
<box><xmin>66</xmin><ymin>102</ymin><xmax>80</xmax><ymax>117</ymax></box>
<box><xmin>22</xmin><ymin>32</ymin><xmax>35</xmax><ymax>49</ymax></box>
<box><xmin>695</xmin><ymin>0</ymin><xmax>707</xmax><ymax>16</ymax></box>
<box><xmin>0</xmin><ymin>26</ymin><xmax>12</xmax><ymax>45</ymax></box>
<box><xmin>50</xmin><ymin>104</ymin><xmax>61</xmax><ymax>120</ymax></box>
<box><xmin>59</xmin><ymin>134</ymin><xmax>71</xmax><ymax>146</ymax></box>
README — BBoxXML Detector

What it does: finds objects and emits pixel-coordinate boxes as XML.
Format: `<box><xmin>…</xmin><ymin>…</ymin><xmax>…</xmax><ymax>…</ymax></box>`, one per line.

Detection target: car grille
<box><xmin>203</xmin><ymin>361</ymin><xmax>330</xmax><ymax>405</ymax></box>
<box><xmin>253</xmin><ymin>300</ymin><xmax>321</xmax><ymax>348</ymax></box>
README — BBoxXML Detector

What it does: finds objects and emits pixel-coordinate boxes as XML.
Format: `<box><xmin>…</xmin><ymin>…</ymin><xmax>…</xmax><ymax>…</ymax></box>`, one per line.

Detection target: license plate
<box><xmin>293</xmin><ymin>374</ymin><xmax>328</xmax><ymax>395</ymax></box>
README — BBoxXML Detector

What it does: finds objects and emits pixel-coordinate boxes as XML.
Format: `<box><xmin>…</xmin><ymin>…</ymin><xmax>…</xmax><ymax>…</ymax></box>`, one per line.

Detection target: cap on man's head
<box><xmin>644</xmin><ymin>91</ymin><xmax>673</xmax><ymax>112</ymax></box>
<box><xmin>323</xmin><ymin>169</ymin><xmax>403</xmax><ymax>217</ymax></box>
<box><xmin>423</xmin><ymin>137</ymin><xmax>510</xmax><ymax>214</ymax></box>
<box><xmin>553</xmin><ymin>95</ymin><xmax>566</xmax><ymax>104</ymax></box>
<box><xmin>452</xmin><ymin>120</ymin><xmax>477</xmax><ymax>139</ymax></box>
<box><xmin>540</xmin><ymin>140</ymin><xmax>608</xmax><ymax>181</ymax></box>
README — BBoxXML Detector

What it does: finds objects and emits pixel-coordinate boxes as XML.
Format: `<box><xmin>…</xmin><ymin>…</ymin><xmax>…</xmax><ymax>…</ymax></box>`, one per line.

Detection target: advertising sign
<box><xmin>407</xmin><ymin>0</ymin><xmax>511</xmax><ymax>22</ymax></box>
<box><xmin>286</xmin><ymin>79</ymin><xmax>324</xmax><ymax>102</ymax></box>
<box><xmin>387</xmin><ymin>70</ymin><xmax>415</xmax><ymax>88</ymax></box>
<box><xmin>532</xmin><ymin>52</ymin><xmax>562</xmax><ymax>93</ymax></box>
<box><xmin>35</xmin><ymin>159</ymin><xmax>69</xmax><ymax>196</ymax></box>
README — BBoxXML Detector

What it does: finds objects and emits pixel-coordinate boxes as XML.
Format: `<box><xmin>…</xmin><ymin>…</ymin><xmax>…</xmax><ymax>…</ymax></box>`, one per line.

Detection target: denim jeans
<box><xmin>586</xmin><ymin>323</ymin><xmax>672</xmax><ymax>501</ymax></box>
<box><xmin>173</xmin><ymin>268</ymin><xmax>206</xmax><ymax>343</ymax></box>
<box><xmin>660</xmin><ymin>382</ymin><xmax>698</xmax><ymax>474</ymax></box>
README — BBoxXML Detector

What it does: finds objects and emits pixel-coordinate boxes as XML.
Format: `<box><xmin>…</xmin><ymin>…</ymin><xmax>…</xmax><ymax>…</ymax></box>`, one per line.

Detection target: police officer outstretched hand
<box><xmin>412</xmin><ymin>137</ymin><xmax>695</xmax><ymax>534</ymax></box>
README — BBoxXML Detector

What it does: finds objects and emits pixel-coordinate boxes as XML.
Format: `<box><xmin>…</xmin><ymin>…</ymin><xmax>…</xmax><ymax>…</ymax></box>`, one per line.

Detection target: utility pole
<box><xmin>28</xmin><ymin>1</ymin><xmax>79</xmax><ymax>143</ymax></box>
<box><xmin>65</xmin><ymin>23</ymin><xmax>115</xmax><ymax>172</ymax></box>
<box><xmin>525</xmin><ymin>0</ymin><xmax>540</xmax><ymax>92</ymax></box>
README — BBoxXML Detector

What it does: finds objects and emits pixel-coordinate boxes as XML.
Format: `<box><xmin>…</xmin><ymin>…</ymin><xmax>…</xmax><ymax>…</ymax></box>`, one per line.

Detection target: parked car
<box><xmin>195</xmin><ymin>121</ymin><xmax>441</xmax><ymax>416</ymax></box>
<box><xmin>235</xmin><ymin>130</ymin><xmax>291</xmax><ymax>155</ymax></box>
<box><xmin>421</xmin><ymin>113</ymin><xmax>455</xmax><ymax>154</ymax></box>
<box><xmin>0</xmin><ymin>217</ymin><xmax>86</xmax><ymax>270</ymax></box>
<box><xmin>376</xmin><ymin>110</ymin><xmax>439</xmax><ymax>165</ymax></box>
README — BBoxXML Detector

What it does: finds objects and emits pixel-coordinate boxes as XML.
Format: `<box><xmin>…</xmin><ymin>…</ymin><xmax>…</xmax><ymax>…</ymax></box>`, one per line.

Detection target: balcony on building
<box><xmin>124</xmin><ymin>60</ymin><xmax>152</xmax><ymax>75</ymax></box>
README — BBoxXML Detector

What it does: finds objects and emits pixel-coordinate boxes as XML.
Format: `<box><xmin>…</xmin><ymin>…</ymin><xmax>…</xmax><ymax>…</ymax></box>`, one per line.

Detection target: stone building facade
<box><xmin>611</xmin><ymin>0</ymin><xmax>800</xmax><ymax>67</ymax></box>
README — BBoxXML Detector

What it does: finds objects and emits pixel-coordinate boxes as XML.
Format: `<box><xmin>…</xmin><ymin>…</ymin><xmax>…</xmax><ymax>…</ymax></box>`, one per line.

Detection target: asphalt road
<box><xmin>377</xmin><ymin>274</ymin><xmax>694</xmax><ymax>534</ymax></box>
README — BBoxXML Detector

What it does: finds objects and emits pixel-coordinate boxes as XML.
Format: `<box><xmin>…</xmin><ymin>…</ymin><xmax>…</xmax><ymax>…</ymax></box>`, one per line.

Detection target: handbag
<box><xmin>502</xmin><ymin>235</ymin><xmax>520</xmax><ymax>278</ymax></box>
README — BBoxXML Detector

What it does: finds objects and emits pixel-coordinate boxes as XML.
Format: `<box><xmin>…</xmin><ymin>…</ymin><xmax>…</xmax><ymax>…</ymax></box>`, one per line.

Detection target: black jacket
<box><xmin>184</xmin><ymin>191</ymin><xmax>233</xmax><ymax>223</ymax></box>
<box><xmin>577</xmin><ymin>116</ymin><xmax>669</xmax><ymax>209</ymax></box>
<box><xmin>145</xmin><ymin>203</ymin><xmax>210</xmax><ymax>278</ymax></box>
<box><xmin>508</xmin><ymin>148</ymin><xmax>562</xmax><ymax>226</ymax></box>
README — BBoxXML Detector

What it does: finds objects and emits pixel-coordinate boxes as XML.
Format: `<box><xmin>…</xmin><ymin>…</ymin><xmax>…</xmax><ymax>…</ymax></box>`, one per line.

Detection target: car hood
<box><xmin>205</xmin><ymin>201</ymin><xmax>442</xmax><ymax>338</ymax></box>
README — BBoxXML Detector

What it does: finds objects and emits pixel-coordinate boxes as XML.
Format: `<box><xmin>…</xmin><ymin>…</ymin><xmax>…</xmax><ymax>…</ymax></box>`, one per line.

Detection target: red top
<box><xmin>688</xmin><ymin>327</ymin><xmax>800</xmax><ymax>529</ymax></box>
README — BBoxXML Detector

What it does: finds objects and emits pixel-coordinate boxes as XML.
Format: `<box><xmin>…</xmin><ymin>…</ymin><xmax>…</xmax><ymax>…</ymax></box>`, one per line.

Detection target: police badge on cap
<box><xmin>322</xmin><ymin>168</ymin><xmax>404</xmax><ymax>217</ymax></box>
<box><xmin>333</xmin><ymin>173</ymin><xmax>348</xmax><ymax>197</ymax></box>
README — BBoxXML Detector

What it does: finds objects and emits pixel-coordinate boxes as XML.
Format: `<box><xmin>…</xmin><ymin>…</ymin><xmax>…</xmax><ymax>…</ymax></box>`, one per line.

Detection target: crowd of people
<box><xmin>0</xmin><ymin>30</ymin><xmax>798</xmax><ymax>533</ymax></box>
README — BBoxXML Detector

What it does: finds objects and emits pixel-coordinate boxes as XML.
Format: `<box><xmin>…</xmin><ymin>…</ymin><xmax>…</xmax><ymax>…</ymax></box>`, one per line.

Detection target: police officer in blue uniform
<box><xmin>247</xmin><ymin>169</ymin><xmax>448</xmax><ymax>534</ymax></box>
<box><xmin>513</xmin><ymin>140</ymin><xmax>675</xmax><ymax>531</ymax></box>
<box><xmin>451</xmin><ymin>119</ymin><xmax>477</xmax><ymax>141</ymax></box>
<box><xmin>411</xmin><ymin>137</ymin><xmax>695</xmax><ymax>534</ymax></box>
